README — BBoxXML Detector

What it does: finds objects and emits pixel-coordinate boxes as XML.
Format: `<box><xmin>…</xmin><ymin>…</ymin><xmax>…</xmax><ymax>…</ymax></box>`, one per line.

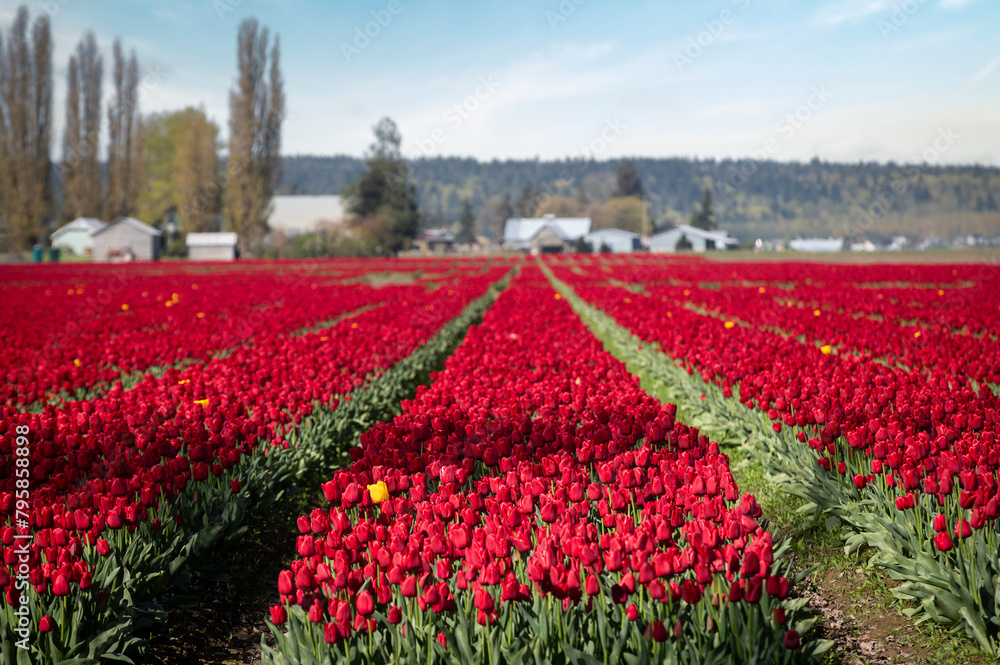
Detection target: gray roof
<box><xmin>186</xmin><ymin>232</ymin><xmax>238</xmax><ymax>247</ymax></box>
<box><xmin>503</xmin><ymin>215</ymin><xmax>591</xmax><ymax>246</ymax></box>
<box><xmin>93</xmin><ymin>217</ymin><xmax>163</xmax><ymax>237</ymax></box>
<box><xmin>51</xmin><ymin>217</ymin><xmax>106</xmax><ymax>240</ymax></box>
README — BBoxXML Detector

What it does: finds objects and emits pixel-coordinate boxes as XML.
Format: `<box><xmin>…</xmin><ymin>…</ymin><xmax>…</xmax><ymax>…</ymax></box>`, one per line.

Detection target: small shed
<box><xmin>584</xmin><ymin>228</ymin><xmax>642</xmax><ymax>253</ymax></box>
<box><xmin>414</xmin><ymin>229</ymin><xmax>456</xmax><ymax>254</ymax></box>
<box><xmin>50</xmin><ymin>218</ymin><xmax>106</xmax><ymax>256</ymax></box>
<box><xmin>92</xmin><ymin>217</ymin><xmax>163</xmax><ymax>262</ymax></box>
<box><xmin>187</xmin><ymin>232</ymin><xmax>238</xmax><ymax>261</ymax></box>
<box><xmin>649</xmin><ymin>225</ymin><xmax>738</xmax><ymax>253</ymax></box>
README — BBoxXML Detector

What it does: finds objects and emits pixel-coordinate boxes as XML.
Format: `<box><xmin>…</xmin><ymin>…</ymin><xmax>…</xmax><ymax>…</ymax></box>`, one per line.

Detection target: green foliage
<box><xmin>457</xmin><ymin>199</ymin><xmax>475</xmax><ymax>244</ymax></box>
<box><xmin>614</xmin><ymin>159</ymin><xmax>644</xmax><ymax>198</ymax></box>
<box><xmin>342</xmin><ymin>118</ymin><xmax>420</xmax><ymax>255</ymax></box>
<box><xmin>278</xmin><ymin>156</ymin><xmax>1000</xmax><ymax>241</ymax></box>
<box><xmin>690</xmin><ymin>188</ymin><xmax>715</xmax><ymax>231</ymax></box>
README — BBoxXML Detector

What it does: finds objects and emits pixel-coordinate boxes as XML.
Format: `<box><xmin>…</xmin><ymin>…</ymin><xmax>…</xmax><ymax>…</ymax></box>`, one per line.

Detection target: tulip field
<box><xmin>1</xmin><ymin>255</ymin><xmax>998</xmax><ymax>664</ymax></box>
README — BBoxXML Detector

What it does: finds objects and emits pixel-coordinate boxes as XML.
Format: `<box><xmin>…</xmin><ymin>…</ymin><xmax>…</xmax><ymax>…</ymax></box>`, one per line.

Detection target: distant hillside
<box><xmin>279</xmin><ymin>155</ymin><xmax>1000</xmax><ymax>243</ymax></box>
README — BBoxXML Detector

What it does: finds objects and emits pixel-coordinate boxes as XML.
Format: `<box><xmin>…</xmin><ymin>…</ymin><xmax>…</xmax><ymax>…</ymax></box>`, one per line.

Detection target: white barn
<box><xmin>649</xmin><ymin>225</ymin><xmax>738</xmax><ymax>253</ymax></box>
<box><xmin>502</xmin><ymin>214</ymin><xmax>591</xmax><ymax>253</ymax></box>
<box><xmin>187</xmin><ymin>232</ymin><xmax>238</xmax><ymax>261</ymax></box>
<box><xmin>50</xmin><ymin>218</ymin><xmax>106</xmax><ymax>256</ymax></box>
<box><xmin>268</xmin><ymin>195</ymin><xmax>346</xmax><ymax>235</ymax></box>
<box><xmin>92</xmin><ymin>218</ymin><xmax>163</xmax><ymax>262</ymax></box>
<box><xmin>584</xmin><ymin>228</ymin><xmax>642</xmax><ymax>253</ymax></box>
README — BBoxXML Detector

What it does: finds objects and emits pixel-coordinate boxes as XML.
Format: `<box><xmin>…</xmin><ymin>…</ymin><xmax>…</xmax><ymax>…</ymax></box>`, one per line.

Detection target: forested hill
<box><xmin>278</xmin><ymin>155</ymin><xmax>1000</xmax><ymax>242</ymax></box>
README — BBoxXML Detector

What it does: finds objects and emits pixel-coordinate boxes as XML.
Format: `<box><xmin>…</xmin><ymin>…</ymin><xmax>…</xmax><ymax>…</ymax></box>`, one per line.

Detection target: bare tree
<box><xmin>106</xmin><ymin>40</ymin><xmax>141</xmax><ymax>220</ymax></box>
<box><xmin>62</xmin><ymin>32</ymin><xmax>103</xmax><ymax>221</ymax></box>
<box><xmin>0</xmin><ymin>6</ymin><xmax>53</xmax><ymax>252</ymax></box>
<box><xmin>223</xmin><ymin>18</ymin><xmax>284</xmax><ymax>256</ymax></box>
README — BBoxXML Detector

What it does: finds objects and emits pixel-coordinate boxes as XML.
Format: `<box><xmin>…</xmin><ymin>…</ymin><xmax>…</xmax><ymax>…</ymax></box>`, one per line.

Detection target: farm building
<box><xmin>186</xmin><ymin>232</ymin><xmax>238</xmax><ymax>261</ymax></box>
<box><xmin>414</xmin><ymin>229</ymin><xmax>456</xmax><ymax>254</ymax></box>
<box><xmin>502</xmin><ymin>214</ymin><xmax>591</xmax><ymax>253</ymax></box>
<box><xmin>649</xmin><ymin>225</ymin><xmax>738</xmax><ymax>253</ymax></box>
<box><xmin>50</xmin><ymin>218</ymin><xmax>106</xmax><ymax>256</ymax></box>
<box><xmin>268</xmin><ymin>195</ymin><xmax>346</xmax><ymax>235</ymax></box>
<box><xmin>788</xmin><ymin>238</ymin><xmax>845</xmax><ymax>252</ymax></box>
<box><xmin>584</xmin><ymin>228</ymin><xmax>642</xmax><ymax>253</ymax></box>
<box><xmin>92</xmin><ymin>217</ymin><xmax>163</xmax><ymax>262</ymax></box>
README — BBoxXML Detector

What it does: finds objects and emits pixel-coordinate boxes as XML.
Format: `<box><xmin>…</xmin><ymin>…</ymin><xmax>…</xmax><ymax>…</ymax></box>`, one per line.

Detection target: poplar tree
<box><xmin>0</xmin><ymin>6</ymin><xmax>53</xmax><ymax>251</ymax></box>
<box><xmin>106</xmin><ymin>40</ymin><xmax>141</xmax><ymax>220</ymax></box>
<box><xmin>62</xmin><ymin>32</ymin><xmax>103</xmax><ymax>221</ymax></box>
<box><xmin>223</xmin><ymin>18</ymin><xmax>284</xmax><ymax>256</ymax></box>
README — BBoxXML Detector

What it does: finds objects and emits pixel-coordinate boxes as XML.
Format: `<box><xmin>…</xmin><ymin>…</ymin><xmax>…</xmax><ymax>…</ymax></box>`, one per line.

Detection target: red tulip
<box><xmin>784</xmin><ymin>629</ymin><xmax>800</xmax><ymax>650</ymax></box>
<box><xmin>934</xmin><ymin>531</ymin><xmax>954</xmax><ymax>552</ymax></box>
<box><xmin>52</xmin><ymin>575</ymin><xmax>70</xmax><ymax>596</ymax></box>
<box><xmin>270</xmin><ymin>605</ymin><xmax>287</xmax><ymax>624</ymax></box>
<box><xmin>39</xmin><ymin>616</ymin><xmax>55</xmax><ymax>633</ymax></box>
<box><xmin>356</xmin><ymin>590</ymin><xmax>375</xmax><ymax>616</ymax></box>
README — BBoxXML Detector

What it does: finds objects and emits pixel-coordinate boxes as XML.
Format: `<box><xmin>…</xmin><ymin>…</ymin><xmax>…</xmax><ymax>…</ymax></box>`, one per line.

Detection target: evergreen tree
<box><xmin>457</xmin><ymin>198</ymin><xmax>475</xmax><ymax>244</ymax></box>
<box><xmin>614</xmin><ymin>159</ymin><xmax>643</xmax><ymax>198</ymax></box>
<box><xmin>342</xmin><ymin>117</ymin><xmax>419</xmax><ymax>255</ymax></box>
<box><xmin>690</xmin><ymin>187</ymin><xmax>715</xmax><ymax>231</ymax></box>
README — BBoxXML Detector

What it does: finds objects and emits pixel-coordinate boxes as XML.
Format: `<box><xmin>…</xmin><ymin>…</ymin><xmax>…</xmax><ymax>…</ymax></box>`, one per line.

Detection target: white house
<box><xmin>267</xmin><ymin>195</ymin><xmax>346</xmax><ymax>235</ymax></box>
<box><xmin>649</xmin><ymin>225</ymin><xmax>738</xmax><ymax>253</ymax></box>
<box><xmin>50</xmin><ymin>218</ymin><xmax>106</xmax><ymax>256</ymax></box>
<box><xmin>92</xmin><ymin>217</ymin><xmax>163</xmax><ymax>262</ymax></box>
<box><xmin>584</xmin><ymin>228</ymin><xmax>642</xmax><ymax>253</ymax></box>
<box><xmin>187</xmin><ymin>232</ymin><xmax>238</xmax><ymax>261</ymax></box>
<box><xmin>502</xmin><ymin>214</ymin><xmax>591</xmax><ymax>253</ymax></box>
<box><xmin>788</xmin><ymin>238</ymin><xmax>845</xmax><ymax>253</ymax></box>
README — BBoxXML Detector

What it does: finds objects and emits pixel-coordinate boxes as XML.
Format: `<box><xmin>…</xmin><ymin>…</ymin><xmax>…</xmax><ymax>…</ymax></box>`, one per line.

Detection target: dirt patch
<box><xmin>140</xmin><ymin>491</ymin><xmax>322</xmax><ymax>665</ymax></box>
<box><xmin>798</xmin><ymin>566</ymin><xmax>929</xmax><ymax>664</ymax></box>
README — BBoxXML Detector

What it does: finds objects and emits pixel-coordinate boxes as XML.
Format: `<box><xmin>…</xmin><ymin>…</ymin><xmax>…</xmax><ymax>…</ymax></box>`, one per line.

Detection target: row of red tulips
<box><xmin>1</xmin><ymin>259</ymin><xmax>479</xmax><ymax>407</ymax></box>
<box><xmin>0</xmin><ymin>258</ymin><xmax>512</xmax><ymax>663</ymax></box>
<box><xmin>265</xmin><ymin>266</ymin><xmax>829</xmax><ymax>664</ymax></box>
<box><xmin>546</xmin><ymin>256</ymin><xmax>1000</xmax><ymax>654</ymax></box>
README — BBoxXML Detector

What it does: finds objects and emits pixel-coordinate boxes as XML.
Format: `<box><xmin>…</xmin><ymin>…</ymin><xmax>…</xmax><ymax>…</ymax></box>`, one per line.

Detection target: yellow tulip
<box><xmin>194</xmin><ymin>398</ymin><xmax>209</xmax><ymax>408</ymax></box>
<box><xmin>368</xmin><ymin>481</ymin><xmax>389</xmax><ymax>504</ymax></box>
<box><xmin>820</xmin><ymin>345</ymin><xmax>832</xmax><ymax>355</ymax></box>
<box><xmin>724</xmin><ymin>321</ymin><xmax>735</xmax><ymax>329</ymax></box>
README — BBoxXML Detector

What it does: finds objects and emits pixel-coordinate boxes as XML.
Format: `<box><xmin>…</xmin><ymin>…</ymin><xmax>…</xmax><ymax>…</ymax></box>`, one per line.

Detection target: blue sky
<box><xmin>9</xmin><ymin>0</ymin><xmax>1000</xmax><ymax>164</ymax></box>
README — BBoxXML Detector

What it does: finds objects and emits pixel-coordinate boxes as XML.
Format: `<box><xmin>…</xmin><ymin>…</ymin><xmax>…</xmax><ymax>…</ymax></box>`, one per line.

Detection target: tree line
<box><xmin>279</xmin><ymin>153</ymin><xmax>1000</xmax><ymax>242</ymax></box>
<box><xmin>0</xmin><ymin>7</ymin><xmax>283</xmax><ymax>257</ymax></box>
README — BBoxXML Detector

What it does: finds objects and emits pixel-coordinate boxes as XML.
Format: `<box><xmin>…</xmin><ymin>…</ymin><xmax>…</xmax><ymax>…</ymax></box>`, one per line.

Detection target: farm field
<box><xmin>1</xmin><ymin>254</ymin><xmax>998</xmax><ymax>665</ymax></box>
